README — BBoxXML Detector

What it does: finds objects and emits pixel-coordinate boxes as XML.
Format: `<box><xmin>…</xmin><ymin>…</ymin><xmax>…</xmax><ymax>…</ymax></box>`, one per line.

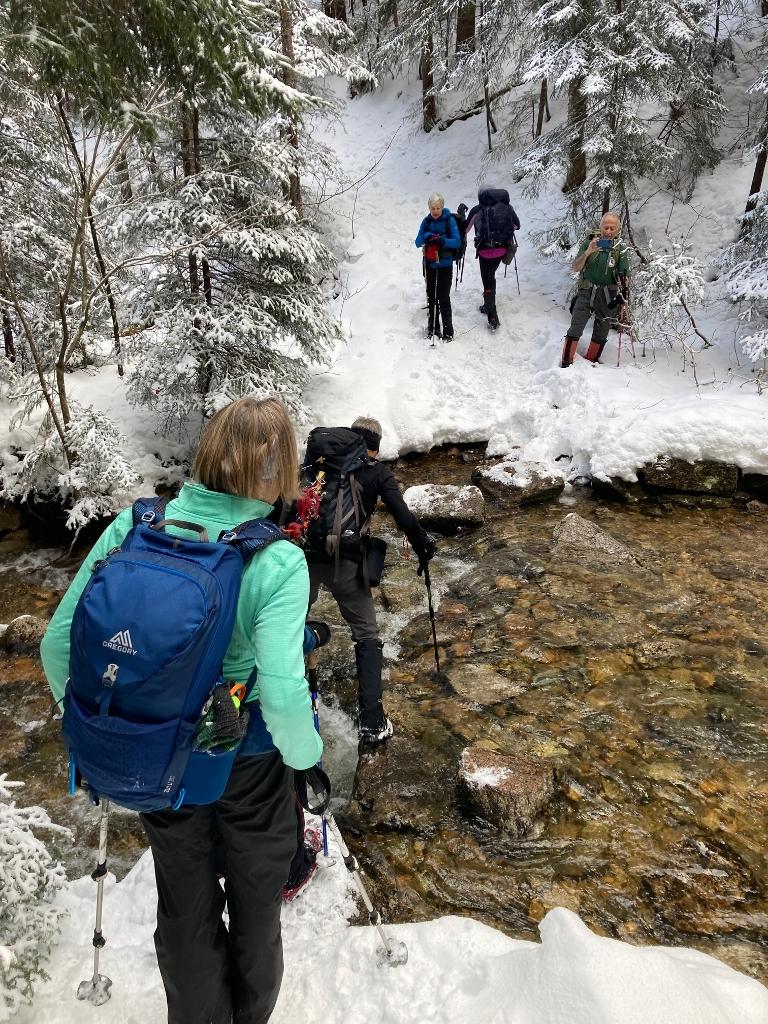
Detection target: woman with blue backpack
<box><xmin>415</xmin><ymin>192</ymin><xmax>461</xmax><ymax>341</ymax></box>
<box><xmin>41</xmin><ymin>397</ymin><xmax>322</xmax><ymax>1024</ymax></box>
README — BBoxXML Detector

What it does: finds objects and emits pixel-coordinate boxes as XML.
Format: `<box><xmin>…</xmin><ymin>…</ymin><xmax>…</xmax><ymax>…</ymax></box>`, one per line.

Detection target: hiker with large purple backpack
<box><xmin>466</xmin><ymin>187</ymin><xmax>521</xmax><ymax>330</ymax></box>
<box><xmin>40</xmin><ymin>397</ymin><xmax>321</xmax><ymax>1024</ymax></box>
<box><xmin>301</xmin><ymin>417</ymin><xmax>436</xmax><ymax>744</ymax></box>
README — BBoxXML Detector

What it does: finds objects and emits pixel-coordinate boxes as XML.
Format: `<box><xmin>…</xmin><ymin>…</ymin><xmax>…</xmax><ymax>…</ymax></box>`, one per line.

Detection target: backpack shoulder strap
<box><xmin>218</xmin><ymin>518</ymin><xmax>285</xmax><ymax>562</ymax></box>
<box><xmin>132</xmin><ymin>496</ymin><xmax>168</xmax><ymax>527</ymax></box>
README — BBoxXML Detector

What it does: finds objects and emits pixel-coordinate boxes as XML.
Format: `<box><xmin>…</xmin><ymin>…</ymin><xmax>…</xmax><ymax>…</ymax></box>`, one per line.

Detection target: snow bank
<box><xmin>14</xmin><ymin>834</ymin><xmax>768</xmax><ymax>1024</ymax></box>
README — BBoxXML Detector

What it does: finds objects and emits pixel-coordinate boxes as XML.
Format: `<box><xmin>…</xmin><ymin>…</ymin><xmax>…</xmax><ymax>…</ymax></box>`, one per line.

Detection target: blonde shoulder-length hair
<box><xmin>191</xmin><ymin>397</ymin><xmax>299</xmax><ymax>502</ymax></box>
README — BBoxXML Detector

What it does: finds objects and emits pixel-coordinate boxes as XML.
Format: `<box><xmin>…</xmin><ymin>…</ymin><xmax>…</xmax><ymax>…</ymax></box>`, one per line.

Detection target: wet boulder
<box><xmin>346</xmin><ymin>734</ymin><xmax>454</xmax><ymax>834</ymax></box>
<box><xmin>402</xmin><ymin>484</ymin><xmax>485</xmax><ymax>531</ymax></box>
<box><xmin>592</xmin><ymin>476</ymin><xmax>647</xmax><ymax>504</ymax></box>
<box><xmin>2</xmin><ymin>614</ymin><xmax>48</xmax><ymax>656</ymax></box>
<box><xmin>641</xmin><ymin>458</ymin><xmax>738</xmax><ymax>497</ymax></box>
<box><xmin>457</xmin><ymin>746</ymin><xmax>556</xmax><ymax>835</ymax></box>
<box><xmin>552</xmin><ymin>512</ymin><xmax>643</xmax><ymax>568</ymax></box>
<box><xmin>743</xmin><ymin>472</ymin><xmax>768</xmax><ymax>500</ymax></box>
<box><xmin>471</xmin><ymin>461</ymin><xmax>564</xmax><ymax>506</ymax></box>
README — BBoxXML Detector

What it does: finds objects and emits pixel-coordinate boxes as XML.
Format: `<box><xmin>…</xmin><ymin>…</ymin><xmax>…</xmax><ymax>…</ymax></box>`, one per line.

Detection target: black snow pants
<box><xmin>141</xmin><ymin>752</ymin><xmax>296</xmax><ymax>1024</ymax></box>
<box><xmin>425</xmin><ymin>264</ymin><xmax>454</xmax><ymax>335</ymax></box>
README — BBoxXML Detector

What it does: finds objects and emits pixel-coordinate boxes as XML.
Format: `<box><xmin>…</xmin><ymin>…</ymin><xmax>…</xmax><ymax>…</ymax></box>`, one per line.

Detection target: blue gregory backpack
<box><xmin>62</xmin><ymin>497</ymin><xmax>284</xmax><ymax>812</ymax></box>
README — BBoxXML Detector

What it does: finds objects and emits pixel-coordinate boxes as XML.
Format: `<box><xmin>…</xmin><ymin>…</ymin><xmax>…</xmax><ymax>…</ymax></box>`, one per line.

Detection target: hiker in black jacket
<box><xmin>466</xmin><ymin>187</ymin><xmax>521</xmax><ymax>330</ymax></box>
<box><xmin>306</xmin><ymin>416</ymin><xmax>436</xmax><ymax>744</ymax></box>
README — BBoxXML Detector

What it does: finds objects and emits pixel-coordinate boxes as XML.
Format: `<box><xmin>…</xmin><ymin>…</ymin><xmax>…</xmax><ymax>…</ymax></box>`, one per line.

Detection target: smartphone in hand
<box><xmin>597</xmin><ymin>237</ymin><xmax>613</xmax><ymax>251</ymax></box>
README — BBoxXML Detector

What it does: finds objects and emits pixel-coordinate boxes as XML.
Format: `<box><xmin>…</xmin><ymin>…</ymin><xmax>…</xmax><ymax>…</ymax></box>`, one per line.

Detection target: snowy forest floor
<box><xmin>305</xmin><ymin>76</ymin><xmax>768</xmax><ymax>481</ymax></box>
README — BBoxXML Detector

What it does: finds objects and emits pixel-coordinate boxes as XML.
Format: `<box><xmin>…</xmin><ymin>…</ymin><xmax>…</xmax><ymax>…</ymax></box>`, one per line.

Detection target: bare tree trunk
<box><xmin>746</xmin><ymin>104</ymin><xmax>768</xmax><ymax>219</ymax></box>
<box><xmin>456</xmin><ymin>2</ymin><xmax>476</xmax><ymax>53</ymax></box>
<box><xmin>115</xmin><ymin>152</ymin><xmax>133</xmax><ymax>201</ymax></box>
<box><xmin>392</xmin><ymin>1</ymin><xmax>399</xmax><ymax>27</ymax></box>
<box><xmin>180</xmin><ymin>102</ymin><xmax>200</xmax><ymax>295</ymax></box>
<box><xmin>421</xmin><ymin>34</ymin><xmax>438</xmax><ymax>133</ymax></box>
<box><xmin>280</xmin><ymin>1</ymin><xmax>303</xmax><ymax>214</ymax></box>
<box><xmin>324</xmin><ymin>0</ymin><xmax>347</xmax><ymax>20</ymax></box>
<box><xmin>563</xmin><ymin>79</ymin><xmax>587</xmax><ymax>193</ymax></box>
<box><xmin>602</xmin><ymin>188</ymin><xmax>611</xmax><ymax>214</ymax></box>
<box><xmin>55</xmin><ymin>95</ymin><xmax>125</xmax><ymax>376</ymax></box>
<box><xmin>535</xmin><ymin>78</ymin><xmax>549</xmax><ymax>138</ymax></box>
<box><xmin>2</xmin><ymin>310</ymin><xmax>14</xmax><ymax>362</ymax></box>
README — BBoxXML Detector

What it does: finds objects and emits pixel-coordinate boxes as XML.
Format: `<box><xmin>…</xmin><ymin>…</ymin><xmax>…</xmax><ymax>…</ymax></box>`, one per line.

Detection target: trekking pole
<box><xmin>513</xmin><ymin>251</ymin><xmax>521</xmax><ymax>296</ymax></box>
<box><xmin>312</xmin><ymin>796</ymin><xmax>408</xmax><ymax>968</ymax></box>
<box><xmin>306</xmin><ymin>650</ymin><xmax>329</xmax><ymax>858</ymax></box>
<box><xmin>77</xmin><ymin>800</ymin><xmax>113</xmax><ymax>1006</ymax></box>
<box><xmin>420</xmin><ymin>562</ymin><xmax>440</xmax><ymax>673</ymax></box>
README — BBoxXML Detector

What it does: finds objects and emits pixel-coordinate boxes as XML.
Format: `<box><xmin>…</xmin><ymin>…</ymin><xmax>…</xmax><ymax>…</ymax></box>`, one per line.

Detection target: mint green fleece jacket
<box><xmin>39</xmin><ymin>481</ymin><xmax>323</xmax><ymax>771</ymax></box>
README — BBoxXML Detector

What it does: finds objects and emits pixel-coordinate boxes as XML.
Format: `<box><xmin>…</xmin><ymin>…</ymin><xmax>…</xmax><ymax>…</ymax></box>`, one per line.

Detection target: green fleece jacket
<box><xmin>39</xmin><ymin>481</ymin><xmax>323</xmax><ymax>771</ymax></box>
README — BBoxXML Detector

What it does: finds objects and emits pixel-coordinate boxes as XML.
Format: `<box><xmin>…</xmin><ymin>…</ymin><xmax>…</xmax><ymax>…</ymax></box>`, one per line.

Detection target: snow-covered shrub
<box><xmin>0</xmin><ymin>404</ymin><xmax>138</xmax><ymax>530</ymax></box>
<box><xmin>630</xmin><ymin>245</ymin><xmax>707</xmax><ymax>349</ymax></box>
<box><xmin>0</xmin><ymin>775</ymin><xmax>70</xmax><ymax>1021</ymax></box>
<box><xmin>718</xmin><ymin>190</ymin><xmax>768</xmax><ymax>364</ymax></box>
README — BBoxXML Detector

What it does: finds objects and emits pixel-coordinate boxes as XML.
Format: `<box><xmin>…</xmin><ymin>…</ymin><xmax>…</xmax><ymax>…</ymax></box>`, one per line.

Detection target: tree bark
<box><xmin>535</xmin><ymin>78</ymin><xmax>549</xmax><ymax>138</ymax></box>
<box><xmin>180</xmin><ymin>102</ymin><xmax>200</xmax><ymax>295</ymax></box>
<box><xmin>323</xmin><ymin>0</ymin><xmax>347</xmax><ymax>20</ymax></box>
<box><xmin>745</xmin><ymin>104</ymin><xmax>768</xmax><ymax>218</ymax></box>
<box><xmin>2</xmin><ymin>310</ymin><xmax>14</xmax><ymax>362</ymax></box>
<box><xmin>421</xmin><ymin>34</ymin><xmax>437</xmax><ymax>133</ymax></box>
<box><xmin>563</xmin><ymin>78</ymin><xmax>587</xmax><ymax>193</ymax></box>
<box><xmin>280</xmin><ymin>1</ymin><xmax>303</xmax><ymax>214</ymax></box>
<box><xmin>456</xmin><ymin>2</ymin><xmax>475</xmax><ymax>53</ymax></box>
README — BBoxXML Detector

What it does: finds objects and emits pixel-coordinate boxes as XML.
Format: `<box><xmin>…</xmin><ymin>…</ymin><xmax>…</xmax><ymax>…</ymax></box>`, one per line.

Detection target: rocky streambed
<box><xmin>1</xmin><ymin>450</ymin><xmax>767</xmax><ymax>982</ymax></box>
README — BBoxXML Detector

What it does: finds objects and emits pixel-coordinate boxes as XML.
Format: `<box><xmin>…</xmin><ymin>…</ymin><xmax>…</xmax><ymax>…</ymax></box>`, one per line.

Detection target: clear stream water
<box><xmin>1</xmin><ymin>449</ymin><xmax>766</xmax><ymax>984</ymax></box>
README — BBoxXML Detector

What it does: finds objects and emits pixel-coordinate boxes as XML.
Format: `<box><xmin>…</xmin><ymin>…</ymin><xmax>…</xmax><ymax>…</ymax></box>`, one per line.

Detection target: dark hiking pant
<box><xmin>307</xmin><ymin>558</ymin><xmax>385</xmax><ymax>730</ymax></box>
<box><xmin>425</xmin><ymin>264</ymin><xmax>454</xmax><ymax>335</ymax></box>
<box><xmin>479</xmin><ymin>255</ymin><xmax>503</xmax><ymax>295</ymax></box>
<box><xmin>567</xmin><ymin>285</ymin><xmax>619</xmax><ymax>344</ymax></box>
<box><xmin>141</xmin><ymin>753</ymin><xmax>296</xmax><ymax>1024</ymax></box>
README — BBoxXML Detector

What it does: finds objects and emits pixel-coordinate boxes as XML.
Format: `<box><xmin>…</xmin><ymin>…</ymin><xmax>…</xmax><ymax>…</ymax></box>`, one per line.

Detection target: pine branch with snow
<box><xmin>0</xmin><ymin>776</ymin><xmax>70</xmax><ymax>1023</ymax></box>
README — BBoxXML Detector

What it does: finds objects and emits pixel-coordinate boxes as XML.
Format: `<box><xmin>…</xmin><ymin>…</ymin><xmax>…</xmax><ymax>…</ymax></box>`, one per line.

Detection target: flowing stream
<box><xmin>1</xmin><ymin>448</ymin><xmax>766</xmax><ymax>984</ymax></box>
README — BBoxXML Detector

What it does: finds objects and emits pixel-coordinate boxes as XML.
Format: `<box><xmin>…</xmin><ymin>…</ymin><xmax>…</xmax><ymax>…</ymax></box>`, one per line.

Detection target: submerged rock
<box><xmin>3</xmin><ymin>614</ymin><xmax>48</xmax><ymax>656</ymax></box>
<box><xmin>641</xmin><ymin>457</ymin><xmax>738</xmax><ymax>497</ymax></box>
<box><xmin>402</xmin><ymin>484</ymin><xmax>485</xmax><ymax>530</ymax></box>
<box><xmin>471</xmin><ymin>461</ymin><xmax>564</xmax><ymax>506</ymax></box>
<box><xmin>447</xmin><ymin>662</ymin><xmax>525</xmax><ymax>704</ymax></box>
<box><xmin>552</xmin><ymin>512</ymin><xmax>643</xmax><ymax>568</ymax></box>
<box><xmin>457</xmin><ymin>746</ymin><xmax>556</xmax><ymax>835</ymax></box>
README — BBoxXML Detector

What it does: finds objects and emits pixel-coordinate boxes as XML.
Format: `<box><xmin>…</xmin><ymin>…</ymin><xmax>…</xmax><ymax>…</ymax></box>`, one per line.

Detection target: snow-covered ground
<box><xmin>15</xmin><ymin>821</ymin><xmax>768</xmax><ymax>1024</ymax></box>
<box><xmin>306</xmin><ymin>78</ymin><xmax>768</xmax><ymax>481</ymax></box>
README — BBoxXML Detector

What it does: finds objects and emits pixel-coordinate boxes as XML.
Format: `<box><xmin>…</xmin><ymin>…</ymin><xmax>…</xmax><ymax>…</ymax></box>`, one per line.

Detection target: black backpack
<box><xmin>474</xmin><ymin>187</ymin><xmax>517</xmax><ymax>251</ymax></box>
<box><xmin>450</xmin><ymin>203</ymin><xmax>469</xmax><ymax>263</ymax></box>
<box><xmin>302</xmin><ymin>427</ymin><xmax>370</xmax><ymax>565</ymax></box>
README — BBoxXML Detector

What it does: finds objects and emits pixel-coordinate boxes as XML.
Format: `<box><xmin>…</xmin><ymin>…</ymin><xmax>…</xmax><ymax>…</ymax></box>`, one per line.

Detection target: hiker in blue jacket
<box><xmin>415</xmin><ymin>192</ymin><xmax>460</xmax><ymax>340</ymax></box>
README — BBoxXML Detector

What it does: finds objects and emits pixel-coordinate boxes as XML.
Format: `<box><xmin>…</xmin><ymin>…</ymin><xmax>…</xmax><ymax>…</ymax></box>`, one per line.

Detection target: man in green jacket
<box><xmin>561</xmin><ymin>212</ymin><xmax>631</xmax><ymax>367</ymax></box>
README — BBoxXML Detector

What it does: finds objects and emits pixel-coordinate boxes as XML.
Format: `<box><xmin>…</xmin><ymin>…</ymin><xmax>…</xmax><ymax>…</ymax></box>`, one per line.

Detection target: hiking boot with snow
<box><xmin>585</xmin><ymin>338</ymin><xmax>606</xmax><ymax>363</ymax></box>
<box><xmin>561</xmin><ymin>336</ymin><xmax>578</xmax><ymax>367</ymax></box>
<box><xmin>359</xmin><ymin>717</ymin><xmax>394</xmax><ymax>745</ymax></box>
<box><xmin>282</xmin><ymin>828</ymin><xmax>322</xmax><ymax>902</ymax></box>
<box><xmin>482</xmin><ymin>289</ymin><xmax>499</xmax><ymax>330</ymax></box>
<box><xmin>442</xmin><ymin>331</ymin><xmax>454</xmax><ymax>342</ymax></box>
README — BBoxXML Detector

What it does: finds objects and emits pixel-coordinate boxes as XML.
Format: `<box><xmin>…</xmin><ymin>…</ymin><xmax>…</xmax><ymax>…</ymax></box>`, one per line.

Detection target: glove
<box><xmin>414</xmin><ymin>537</ymin><xmax>437</xmax><ymax>576</ymax></box>
<box><xmin>295</xmin><ymin>765</ymin><xmax>332</xmax><ymax>815</ymax></box>
<box><xmin>427</xmin><ymin>233</ymin><xmax>441</xmax><ymax>242</ymax></box>
<box><xmin>303</xmin><ymin>619</ymin><xmax>331</xmax><ymax>654</ymax></box>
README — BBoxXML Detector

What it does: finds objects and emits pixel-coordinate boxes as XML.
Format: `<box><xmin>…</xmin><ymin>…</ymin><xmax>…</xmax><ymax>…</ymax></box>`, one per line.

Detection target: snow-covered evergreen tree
<box><xmin>515</xmin><ymin>0</ymin><xmax>725</xmax><ymax>240</ymax></box>
<box><xmin>0</xmin><ymin>776</ymin><xmax>70</xmax><ymax>1022</ymax></box>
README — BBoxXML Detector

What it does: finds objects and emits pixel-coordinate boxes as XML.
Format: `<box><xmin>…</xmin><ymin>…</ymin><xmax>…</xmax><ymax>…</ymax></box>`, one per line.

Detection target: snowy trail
<box><xmin>304</xmin><ymin>81</ymin><xmax>768</xmax><ymax>479</ymax></box>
